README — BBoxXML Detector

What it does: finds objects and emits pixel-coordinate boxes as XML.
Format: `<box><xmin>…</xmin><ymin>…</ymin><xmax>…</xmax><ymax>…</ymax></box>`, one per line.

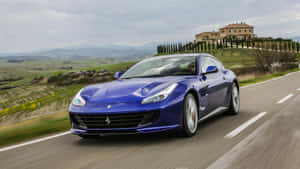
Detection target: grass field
<box><xmin>0</xmin><ymin>58</ymin><xmax>120</xmax><ymax>87</ymax></box>
<box><xmin>211</xmin><ymin>49</ymin><xmax>255</xmax><ymax>68</ymax></box>
<box><xmin>0</xmin><ymin>60</ymin><xmax>137</xmax><ymax>126</ymax></box>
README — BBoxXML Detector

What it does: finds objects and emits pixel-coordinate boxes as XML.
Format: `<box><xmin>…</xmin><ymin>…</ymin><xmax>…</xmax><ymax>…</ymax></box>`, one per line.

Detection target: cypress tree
<box><xmin>292</xmin><ymin>41</ymin><xmax>296</xmax><ymax>53</ymax></box>
<box><xmin>199</xmin><ymin>42</ymin><xmax>202</xmax><ymax>52</ymax></box>
<box><xmin>220</xmin><ymin>40</ymin><xmax>223</xmax><ymax>49</ymax></box>
<box><xmin>279</xmin><ymin>40</ymin><xmax>282</xmax><ymax>52</ymax></box>
<box><xmin>241</xmin><ymin>40</ymin><xmax>244</xmax><ymax>49</ymax></box>
<box><xmin>165</xmin><ymin>43</ymin><xmax>167</xmax><ymax>54</ymax></box>
<box><xmin>284</xmin><ymin>41</ymin><xmax>287</xmax><ymax>52</ymax></box>
<box><xmin>207</xmin><ymin>41</ymin><xmax>210</xmax><ymax>51</ymax></box>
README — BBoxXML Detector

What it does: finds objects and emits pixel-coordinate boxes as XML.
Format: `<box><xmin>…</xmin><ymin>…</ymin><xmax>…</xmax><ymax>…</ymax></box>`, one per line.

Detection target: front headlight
<box><xmin>72</xmin><ymin>89</ymin><xmax>86</xmax><ymax>106</ymax></box>
<box><xmin>142</xmin><ymin>83</ymin><xmax>178</xmax><ymax>104</ymax></box>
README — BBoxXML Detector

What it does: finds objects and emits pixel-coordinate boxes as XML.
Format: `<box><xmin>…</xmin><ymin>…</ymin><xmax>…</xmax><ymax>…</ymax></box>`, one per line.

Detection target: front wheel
<box><xmin>180</xmin><ymin>94</ymin><xmax>199</xmax><ymax>137</ymax></box>
<box><xmin>227</xmin><ymin>83</ymin><xmax>240</xmax><ymax>115</ymax></box>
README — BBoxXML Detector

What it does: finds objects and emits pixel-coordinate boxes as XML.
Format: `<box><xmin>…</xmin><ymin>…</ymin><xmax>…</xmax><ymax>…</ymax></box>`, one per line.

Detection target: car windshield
<box><xmin>121</xmin><ymin>55</ymin><xmax>197</xmax><ymax>79</ymax></box>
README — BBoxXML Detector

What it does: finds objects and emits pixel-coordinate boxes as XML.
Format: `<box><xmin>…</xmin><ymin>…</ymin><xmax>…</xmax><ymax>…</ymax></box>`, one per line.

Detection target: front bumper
<box><xmin>70</xmin><ymin>124</ymin><xmax>180</xmax><ymax>136</ymax></box>
<box><xmin>69</xmin><ymin>100</ymin><xmax>183</xmax><ymax>136</ymax></box>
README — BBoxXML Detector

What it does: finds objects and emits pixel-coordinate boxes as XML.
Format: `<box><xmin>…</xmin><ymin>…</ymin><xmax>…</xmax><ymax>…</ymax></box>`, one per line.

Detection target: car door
<box><xmin>213</xmin><ymin>58</ymin><xmax>230</xmax><ymax>107</ymax></box>
<box><xmin>200</xmin><ymin>56</ymin><xmax>227</xmax><ymax>113</ymax></box>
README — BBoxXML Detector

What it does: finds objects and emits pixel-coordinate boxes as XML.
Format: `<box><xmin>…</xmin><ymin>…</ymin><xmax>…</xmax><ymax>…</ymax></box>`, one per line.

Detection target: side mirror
<box><xmin>203</xmin><ymin>66</ymin><xmax>218</xmax><ymax>75</ymax></box>
<box><xmin>114</xmin><ymin>72</ymin><xmax>123</xmax><ymax>79</ymax></box>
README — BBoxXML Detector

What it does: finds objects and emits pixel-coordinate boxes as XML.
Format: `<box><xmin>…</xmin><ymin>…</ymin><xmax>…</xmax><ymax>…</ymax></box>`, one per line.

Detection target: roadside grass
<box><xmin>0</xmin><ymin>111</ymin><xmax>70</xmax><ymax>148</ymax></box>
<box><xmin>0</xmin><ymin>67</ymin><xmax>299</xmax><ymax>148</ymax></box>
<box><xmin>0</xmin><ymin>85</ymin><xmax>83</xmax><ymax>117</ymax></box>
<box><xmin>239</xmin><ymin>68</ymin><xmax>300</xmax><ymax>86</ymax></box>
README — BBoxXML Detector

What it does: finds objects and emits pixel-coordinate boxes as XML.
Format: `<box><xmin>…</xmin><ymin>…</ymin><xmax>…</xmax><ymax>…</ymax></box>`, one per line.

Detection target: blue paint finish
<box><xmin>69</xmin><ymin>53</ymin><xmax>238</xmax><ymax>136</ymax></box>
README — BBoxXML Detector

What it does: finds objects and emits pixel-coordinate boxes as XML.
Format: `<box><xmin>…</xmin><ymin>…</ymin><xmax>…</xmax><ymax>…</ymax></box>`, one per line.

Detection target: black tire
<box><xmin>227</xmin><ymin>83</ymin><xmax>240</xmax><ymax>115</ymax></box>
<box><xmin>179</xmin><ymin>94</ymin><xmax>199</xmax><ymax>137</ymax></box>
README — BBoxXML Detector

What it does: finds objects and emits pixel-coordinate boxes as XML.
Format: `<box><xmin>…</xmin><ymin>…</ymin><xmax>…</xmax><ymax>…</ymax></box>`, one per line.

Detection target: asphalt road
<box><xmin>1</xmin><ymin>71</ymin><xmax>300</xmax><ymax>169</ymax></box>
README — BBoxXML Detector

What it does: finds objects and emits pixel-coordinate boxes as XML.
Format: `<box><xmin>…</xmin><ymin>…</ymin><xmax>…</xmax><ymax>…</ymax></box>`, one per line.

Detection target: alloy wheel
<box><xmin>185</xmin><ymin>95</ymin><xmax>198</xmax><ymax>134</ymax></box>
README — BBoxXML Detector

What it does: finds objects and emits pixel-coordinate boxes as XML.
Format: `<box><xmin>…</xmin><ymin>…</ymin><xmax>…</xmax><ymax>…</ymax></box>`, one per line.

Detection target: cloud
<box><xmin>0</xmin><ymin>0</ymin><xmax>299</xmax><ymax>52</ymax></box>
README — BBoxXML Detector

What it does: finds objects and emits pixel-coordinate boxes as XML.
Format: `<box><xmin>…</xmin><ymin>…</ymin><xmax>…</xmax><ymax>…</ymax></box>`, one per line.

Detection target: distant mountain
<box><xmin>0</xmin><ymin>43</ymin><xmax>159</xmax><ymax>61</ymax></box>
<box><xmin>292</xmin><ymin>37</ymin><xmax>300</xmax><ymax>42</ymax></box>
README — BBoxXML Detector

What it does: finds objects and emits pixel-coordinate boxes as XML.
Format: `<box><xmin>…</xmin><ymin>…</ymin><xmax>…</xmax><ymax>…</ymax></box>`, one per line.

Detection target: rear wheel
<box><xmin>180</xmin><ymin>94</ymin><xmax>199</xmax><ymax>137</ymax></box>
<box><xmin>227</xmin><ymin>83</ymin><xmax>240</xmax><ymax>115</ymax></box>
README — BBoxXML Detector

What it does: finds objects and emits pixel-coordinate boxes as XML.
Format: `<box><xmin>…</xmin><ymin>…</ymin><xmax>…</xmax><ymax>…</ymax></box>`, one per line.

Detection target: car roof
<box><xmin>157</xmin><ymin>53</ymin><xmax>216</xmax><ymax>59</ymax></box>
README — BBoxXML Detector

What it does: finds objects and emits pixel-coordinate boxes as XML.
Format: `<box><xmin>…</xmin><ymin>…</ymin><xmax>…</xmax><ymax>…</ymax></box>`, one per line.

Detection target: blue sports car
<box><xmin>69</xmin><ymin>53</ymin><xmax>240</xmax><ymax>138</ymax></box>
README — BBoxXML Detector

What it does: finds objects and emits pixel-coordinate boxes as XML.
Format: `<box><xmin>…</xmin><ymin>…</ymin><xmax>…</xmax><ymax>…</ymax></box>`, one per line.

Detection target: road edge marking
<box><xmin>277</xmin><ymin>94</ymin><xmax>294</xmax><ymax>104</ymax></box>
<box><xmin>225</xmin><ymin>112</ymin><xmax>267</xmax><ymax>139</ymax></box>
<box><xmin>0</xmin><ymin>131</ymin><xmax>71</xmax><ymax>153</ymax></box>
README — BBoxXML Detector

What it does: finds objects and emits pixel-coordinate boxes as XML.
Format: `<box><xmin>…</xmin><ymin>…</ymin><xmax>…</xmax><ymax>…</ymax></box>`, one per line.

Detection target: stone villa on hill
<box><xmin>195</xmin><ymin>22</ymin><xmax>255</xmax><ymax>42</ymax></box>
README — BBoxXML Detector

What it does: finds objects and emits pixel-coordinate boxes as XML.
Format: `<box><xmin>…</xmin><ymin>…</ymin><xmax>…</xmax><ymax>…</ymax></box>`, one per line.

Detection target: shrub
<box><xmin>254</xmin><ymin>50</ymin><xmax>297</xmax><ymax>72</ymax></box>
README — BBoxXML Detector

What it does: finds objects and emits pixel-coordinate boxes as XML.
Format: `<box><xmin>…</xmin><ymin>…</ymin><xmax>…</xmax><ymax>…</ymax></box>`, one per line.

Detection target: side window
<box><xmin>212</xmin><ymin>58</ymin><xmax>224</xmax><ymax>71</ymax></box>
<box><xmin>200</xmin><ymin>57</ymin><xmax>218</xmax><ymax>73</ymax></box>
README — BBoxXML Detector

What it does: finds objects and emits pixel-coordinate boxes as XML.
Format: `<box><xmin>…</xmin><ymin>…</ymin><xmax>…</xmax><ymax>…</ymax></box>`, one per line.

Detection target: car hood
<box><xmin>80</xmin><ymin>76</ymin><xmax>188</xmax><ymax>104</ymax></box>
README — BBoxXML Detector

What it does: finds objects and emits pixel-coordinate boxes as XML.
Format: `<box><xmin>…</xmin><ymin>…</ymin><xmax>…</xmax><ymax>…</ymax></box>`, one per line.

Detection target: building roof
<box><xmin>196</xmin><ymin>31</ymin><xmax>220</xmax><ymax>36</ymax></box>
<box><xmin>220</xmin><ymin>23</ymin><xmax>253</xmax><ymax>29</ymax></box>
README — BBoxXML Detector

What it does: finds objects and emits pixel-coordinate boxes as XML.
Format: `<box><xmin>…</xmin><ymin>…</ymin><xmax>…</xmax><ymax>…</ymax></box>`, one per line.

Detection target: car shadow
<box><xmin>72</xmin><ymin>112</ymin><xmax>236</xmax><ymax>147</ymax></box>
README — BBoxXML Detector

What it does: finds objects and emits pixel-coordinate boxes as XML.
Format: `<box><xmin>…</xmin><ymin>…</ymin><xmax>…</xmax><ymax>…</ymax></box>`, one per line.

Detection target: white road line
<box><xmin>277</xmin><ymin>94</ymin><xmax>294</xmax><ymax>104</ymax></box>
<box><xmin>225</xmin><ymin>112</ymin><xmax>267</xmax><ymax>139</ymax></box>
<box><xmin>0</xmin><ymin>131</ymin><xmax>71</xmax><ymax>153</ymax></box>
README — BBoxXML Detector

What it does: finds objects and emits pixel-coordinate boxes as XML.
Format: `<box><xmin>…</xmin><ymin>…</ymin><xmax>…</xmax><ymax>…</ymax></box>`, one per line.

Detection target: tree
<box><xmin>241</xmin><ymin>40</ymin><xmax>244</xmax><ymax>49</ymax></box>
<box><xmin>219</xmin><ymin>40</ymin><xmax>223</xmax><ymax>49</ymax></box>
<box><xmin>284</xmin><ymin>41</ymin><xmax>287</xmax><ymax>52</ymax></box>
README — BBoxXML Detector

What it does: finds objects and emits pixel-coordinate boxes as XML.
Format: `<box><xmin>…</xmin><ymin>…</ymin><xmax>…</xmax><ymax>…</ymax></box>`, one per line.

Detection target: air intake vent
<box><xmin>70</xmin><ymin>111</ymin><xmax>159</xmax><ymax>129</ymax></box>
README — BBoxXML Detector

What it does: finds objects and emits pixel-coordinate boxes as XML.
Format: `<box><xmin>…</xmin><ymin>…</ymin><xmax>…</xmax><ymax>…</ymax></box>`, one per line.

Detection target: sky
<box><xmin>0</xmin><ymin>0</ymin><xmax>300</xmax><ymax>53</ymax></box>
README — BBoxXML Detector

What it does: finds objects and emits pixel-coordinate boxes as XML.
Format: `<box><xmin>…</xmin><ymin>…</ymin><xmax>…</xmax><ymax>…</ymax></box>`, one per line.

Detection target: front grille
<box><xmin>70</xmin><ymin>111</ymin><xmax>159</xmax><ymax>129</ymax></box>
